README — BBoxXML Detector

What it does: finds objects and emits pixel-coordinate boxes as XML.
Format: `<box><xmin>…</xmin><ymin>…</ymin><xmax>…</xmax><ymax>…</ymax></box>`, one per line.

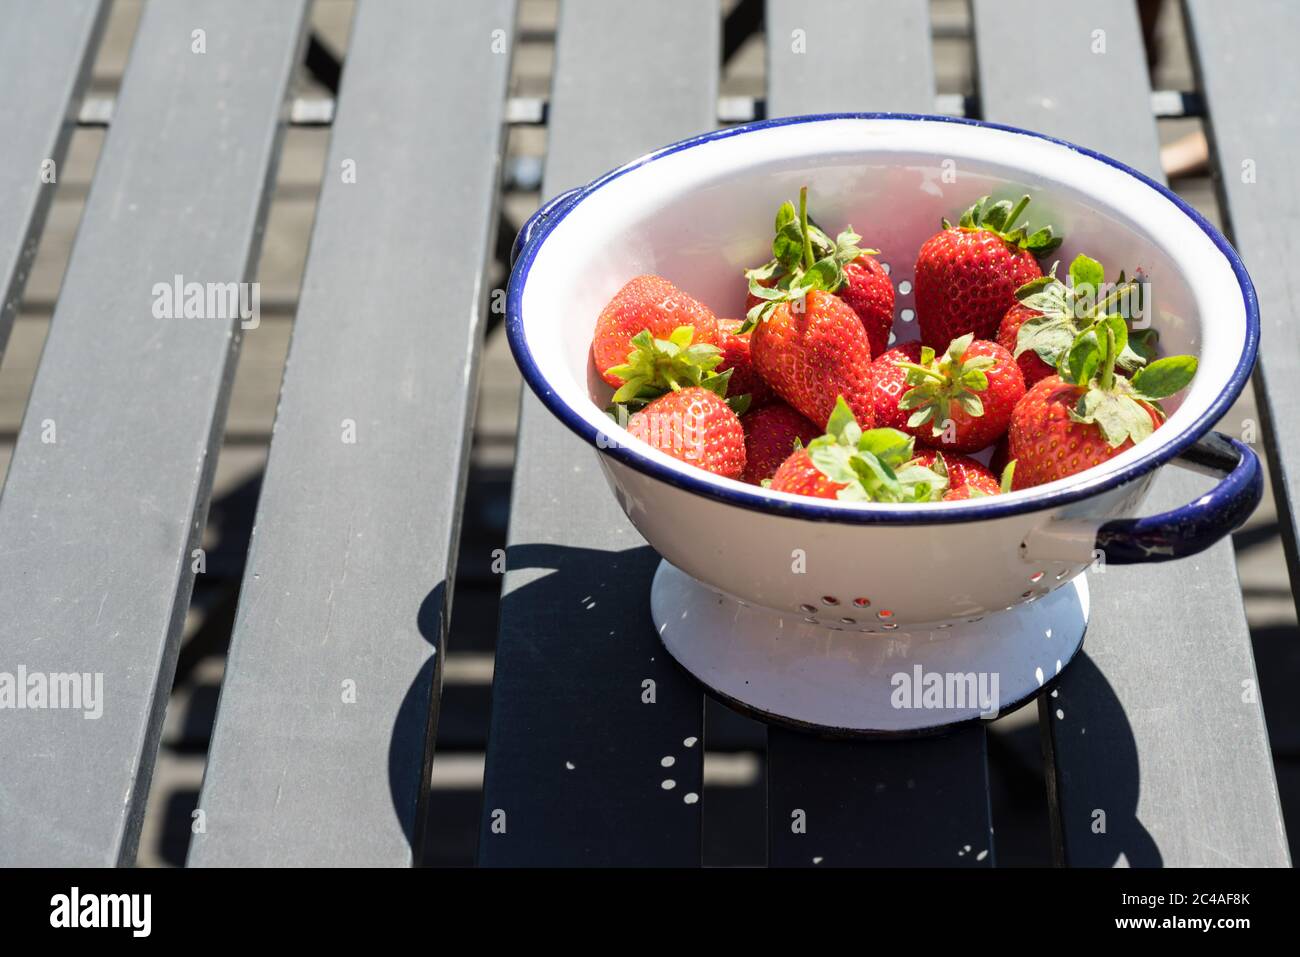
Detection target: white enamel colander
<box><xmin>505</xmin><ymin>115</ymin><xmax>1260</xmax><ymax>732</ymax></box>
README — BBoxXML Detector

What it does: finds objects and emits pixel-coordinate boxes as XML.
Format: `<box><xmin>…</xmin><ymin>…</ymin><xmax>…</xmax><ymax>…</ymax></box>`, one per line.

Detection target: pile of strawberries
<box><xmin>590</xmin><ymin>187</ymin><xmax>1198</xmax><ymax>503</ymax></box>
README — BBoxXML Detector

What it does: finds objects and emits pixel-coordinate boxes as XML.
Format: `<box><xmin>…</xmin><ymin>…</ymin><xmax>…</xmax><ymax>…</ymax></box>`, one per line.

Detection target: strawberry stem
<box><xmin>895</xmin><ymin>361</ymin><xmax>947</xmax><ymax>383</ymax></box>
<box><xmin>1091</xmin><ymin>279</ymin><xmax>1137</xmax><ymax>316</ymax></box>
<box><xmin>1100</xmin><ymin>323</ymin><xmax>1117</xmax><ymax>392</ymax></box>
<box><xmin>1003</xmin><ymin>194</ymin><xmax>1030</xmax><ymax>230</ymax></box>
<box><xmin>799</xmin><ymin>186</ymin><xmax>814</xmax><ymax>272</ymax></box>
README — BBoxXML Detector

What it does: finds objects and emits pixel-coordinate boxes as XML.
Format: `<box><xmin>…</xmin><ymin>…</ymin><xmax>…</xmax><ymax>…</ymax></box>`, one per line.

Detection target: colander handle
<box><xmin>510</xmin><ymin>186</ymin><xmax>583</xmax><ymax>267</ymax></box>
<box><xmin>1094</xmin><ymin>432</ymin><xmax>1262</xmax><ymax>564</ymax></box>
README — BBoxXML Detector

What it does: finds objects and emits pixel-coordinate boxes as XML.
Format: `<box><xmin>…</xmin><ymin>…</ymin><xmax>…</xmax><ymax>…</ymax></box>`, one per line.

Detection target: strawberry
<box><xmin>996</xmin><ymin>302</ymin><xmax>1055</xmax><ymax>387</ymax></box>
<box><xmin>750</xmin><ymin>291</ymin><xmax>876</xmax><ymax>429</ymax></box>
<box><xmin>593</xmin><ymin>275</ymin><xmax>720</xmax><ymax>387</ymax></box>
<box><xmin>1008</xmin><ymin>314</ymin><xmax>1197</xmax><ymax>488</ymax></box>
<box><xmin>627</xmin><ymin>386</ymin><xmax>746</xmax><ymax>480</ymax></box>
<box><xmin>870</xmin><ymin>334</ymin><xmax>1024</xmax><ymax>453</ymax></box>
<box><xmin>769</xmin><ymin>449</ymin><xmax>847</xmax><ymax>500</ymax></box>
<box><xmin>997</xmin><ymin>254</ymin><xmax>1156</xmax><ymax>387</ymax></box>
<box><xmin>745</xmin><ymin>189</ymin><xmax>878</xmax><ymax>428</ymax></box>
<box><xmin>839</xmin><ymin>254</ymin><xmax>894</xmax><ymax>357</ymax></box>
<box><xmin>769</xmin><ymin>397</ymin><xmax>947</xmax><ymax>502</ymax></box>
<box><xmin>604</xmin><ymin>324</ymin><xmax>732</xmax><ymax>406</ymax></box>
<box><xmin>943</xmin><ymin>483</ymin><xmax>994</xmax><ymax>501</ymax></box>
<box><xmin>870</xmin><ymin>342</ymin><xmax>924</xmax><ymax>432</ymax></box>
<box><xmin>908</xmin><ymin>450</ymin><xmax>1001</xmax><ymax>499</ymax></box>
<box><xmin>741</xmin><ymin>401</ymin><xmax>819</xmax><ymax>485</ymax></box>
<box><xmin>745</xmin><ymin>188</ymin><xmax>892</xmax><ymax>357</ymax></box>
<box><xmin>717</xmin><ymin>318</ymin><xmax>774</xmax><ymax>408</ymax></box>
<box><xmin>914</xmin><ymin>195</ymin><xmax>1061</xmax><ymax>347</ymax></box>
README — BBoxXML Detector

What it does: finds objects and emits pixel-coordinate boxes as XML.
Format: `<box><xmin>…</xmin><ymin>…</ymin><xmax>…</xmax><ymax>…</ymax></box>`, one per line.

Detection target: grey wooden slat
<box><xmin>765</xmin><ymin>0</ymin><xmax>933</xmax><ymax>117</ymax></box>
<box><xmin>1185</xmin><ymin>0</ymin><xmax>1300</xmax><ymax>615</ymax></box>
<box><xmin>477</xmin><ymin>0</ymin><xmax>718</xmax><ymax>866</ymax></box>
<box><xmin>973</xmin><ymin>0</ymin><xmax>1289</xmax><ymax>867</ymax></box>
<box><xmin>187</xmin><ymin>0</ymin><xmax>515</xmax><ymax>868</ymax></box>
<box><xmin>769</xmin><ymin>731</ymin><xmax>994</xmax><ymax>867</ymax></box>
<box><xmin>0</xmin><ymin>0</ymin><xmax>108</xmax><ymax>356</ymax></box>
<box><xmin>0</xmin><ymin>0</ymin><xmax>308</xmax><ymax>866</ymax></box>
<box><xmin>763</xmin><ymin>0</ymin><xmax>994</xmax><ymax>868</ymax></box>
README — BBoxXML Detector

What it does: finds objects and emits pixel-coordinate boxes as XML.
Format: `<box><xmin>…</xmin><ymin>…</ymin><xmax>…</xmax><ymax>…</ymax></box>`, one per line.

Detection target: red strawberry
<box><xmin>750</xmin><ymin>291</ymin><xmax>876</xmax><ymax>429</ymax></box>
<box><xmin>741</xmin><ymin>401</ymin><xmax>819</xmax><ymax>485</ymax></box>
<box><xmin>999</xmin><ymin>254</ymin><xmax>1155</xmax><ymax>389</ymax></box>
<box><xmin>870</xmin><ymin>334</ymin><xmax>1024</xmax><ymax>453</ymax></box>
<box><xmin>997</xmin><ymin>302</ymin><xmax>1056</xmax><ymax>387</ymax></box>
<box><xmin>870</xmin><ymin>342</ymin><xmax>925</xmax><ymax>433</ymax></box>
<box><xmin>1008</xmin><ymin>315</ymin><xmax>1196</xmax><ymax>488</ymax></box>
<box><xmin>914</xmin><ymin>195</ymin><xmax>1060</xmax><ymax>347</ymax></box>
<box><xmin>593</xmin><ymin>275</ymin><xmax>720</xmax><ymax>387</ymax></box>
<box><xmin>627</xmin><ymin>386</ymin><xmax>745</xmax><ymax>480</ymax></box>
<box><xmin>908</xmin><ymin>450</ymin><xmax>1000</xmax><ymax>499</ymax></box>
<box><xmin>745</xmin><ymin>188</ymin><xmax>892</xmax><ymax>357</ymax></box>
<box><xmin>717</xmin><ymin>318</ymin><xmax>774</xmax><ymax>408</ymax></box>
<box><xmin>768</xmin><ymin>397</ymin><xmax>947</xmax><ymax>502</ymax></box>
<box><xmin>1008</xmin><ymin>377</ymin><xmax>1152</xmax><ymax>489</ymax></box>
<box><xmin>943</xmin><ymin>484</ymin><xmax>989</xmax><ymax>501</ymax></box>
<box><xmin>839</xmin><ymin>254</ymin><xmax>894</xmax><ymax>356</ymax></box>
<box><xmin>745</xmin><ymin>189</ymin><xmax>878</xmax><ymax>429</ymax></box>
<box><xmin>769</xmin><ymin>448</ymin><xmax>845</xmax><ymax>499</ymax></box>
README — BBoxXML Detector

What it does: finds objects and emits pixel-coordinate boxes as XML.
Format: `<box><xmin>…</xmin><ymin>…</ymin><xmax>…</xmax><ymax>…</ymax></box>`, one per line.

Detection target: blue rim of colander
<box><xmin>505</xmin><ymin>113</ymin><xmax>1259</xmax><ymax>525</ymax></box>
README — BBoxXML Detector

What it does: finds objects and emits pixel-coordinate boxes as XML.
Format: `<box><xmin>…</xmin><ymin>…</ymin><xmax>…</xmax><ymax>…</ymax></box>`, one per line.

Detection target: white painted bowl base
<box><xmin>651</xmin><ymin>561</ymin><xmax>1089</xmax><ymax>736</ymax></box>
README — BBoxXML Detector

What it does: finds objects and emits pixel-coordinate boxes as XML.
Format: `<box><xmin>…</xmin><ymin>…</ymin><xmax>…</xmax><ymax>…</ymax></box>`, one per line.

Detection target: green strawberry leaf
<box><xmin>746</xmin><ymin>278</ymin><xmax>788</xmax><ymax>302</ymax></box>
<box><xmin>957</xmin><ymin>196</ymin><xmax>986</xmax><ymax>229</ymax></box>
<box><xmin>999</xmin><ymin>460</ymin><xmax>1016</xmax><ymax>494</ymax></box>
<box><xmin>802</xmin><ymin>403</ymin><xmax>949</xmax><ymax>503</ymax></box>
<box><xmin>1017</xmin><ymin>283</ymin><xmax>1070</xmax><ymax>318</ymax></box>
<box><xmin>857</xmin><ymin>427</ymin><xmax>915</xmax><ymax>466</ymax></box>
<box><xmin>907</xmin><ymin>406</ymin><xmax>937</xmax><ymax>429</ymax></box>
<box><xmin>1131</xmin><ymin>355</ymin><xmax>1198</xmax><ymax>400</ymax></box>
<box><xmin>956</xmin><ymin>392</ymin><xmax>984</xmax><ymax>416</ymax></box>
<box><xmin>698</xmin><ymin>366</ymin><xmax>734</xmax><ymax>399</ymax></box>
<box><xmin>809</xmin><ymin>443</ymin><xmax>861</xmax><ymax>487</ymax></box>
<box><xmin>847</xmin><ymin>450</ymin><xmax>899</xmax><ymax>496</ymax></box>
<box><xmin>1099</xmin><ymin>313</ymin><xmax>1128</xmax><ymax>359</ymax></box>
<box><xmin>981</xmin><ymin>199</ymin><xmax>1013</xmax><ymax>233</ymax></box>
<box><xmin>1014</xmin><ymin>274</ymin><xmax>1057</xmax><ymax>300</ymax></box>
<box><xmin>1128</xmin><ymin>327</ymin><xmax>1160</xmax><ymax>364</ymax></box>
<box><xmin>1072</xmin><ymin>390</ymin><xmax>1156</xmax><ymax>447</ymax></box>
<box><xmin>1024</xmin><ymin>226</ymin><xmax>1063</xmax><ymax>255</ymax></box>
<box><xmin>1068</xmin><ymin>253</ymin><xmax>1105</xmax><ymax>295</ymax></box>
<box><xmin>928</xmin><ymin>452</ymin><xmax>950</xmax><ymax>480</ymax></box>
<box><xmin>797</xmin><ymin>255</ymin><xmax>843</xmax><ymax>294</ymax></box>
<box><xmin>825</xmin><ymin>395</ymin><xmax>858</xmax><ymax>442</ymax></box>
<box><xmin>772</xmin><ymin>220</ymin><xmax>806</xmax><ymax>270</ymax></box>
<box><xmin>1015</xmin><ymin>313</ymin><xmax>1078</xmax><ymax>365</ymax></box>
<box><xmin>609</xmin><ymin>376</ymin><xmax>650</xmax><ymax>404</ymax></box>
<box><xmin>954</xmin><ymin>193</ymin><xmax>1062</xmax><ymax>256</ymax></box>
<box><xmin>775</xmin><ymin>201</ymin><xmax>796</xmax><ymax>232</ymax></box>
<box><xmin>607</xmin><ymin>324</ymin><xmax>721</xmax><ymax>401</ymax></box>
<box><xmin>946</xmin><ymin>332</ymin><xmax>975</xmax><ymax>362</ymax></box>
<box><xmin>893</xmin><ymin>464</ymin><xmax>944</xmax><ymax>498</ymax></box>
<box><xmin>744</xmin><ymin>258</ymin><xmax>781</xmax><ymax>282</ymax></box>
<box><xmin>1061</xmin><ymin>328</ymin><xmax>1102</xmax><ymax>386</ymax></box>
<box><xmin>1116</xmin><ymin>344</ymin><xmax>1149</xmax><ymax>373</ymax></box>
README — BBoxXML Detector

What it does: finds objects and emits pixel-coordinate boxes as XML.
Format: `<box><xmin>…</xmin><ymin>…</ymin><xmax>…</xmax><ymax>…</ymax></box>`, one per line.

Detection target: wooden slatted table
<box><xmin>0</xmin><ymin>0</ymin><xmax>1290</xmax><ymax>868</ymax></box>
